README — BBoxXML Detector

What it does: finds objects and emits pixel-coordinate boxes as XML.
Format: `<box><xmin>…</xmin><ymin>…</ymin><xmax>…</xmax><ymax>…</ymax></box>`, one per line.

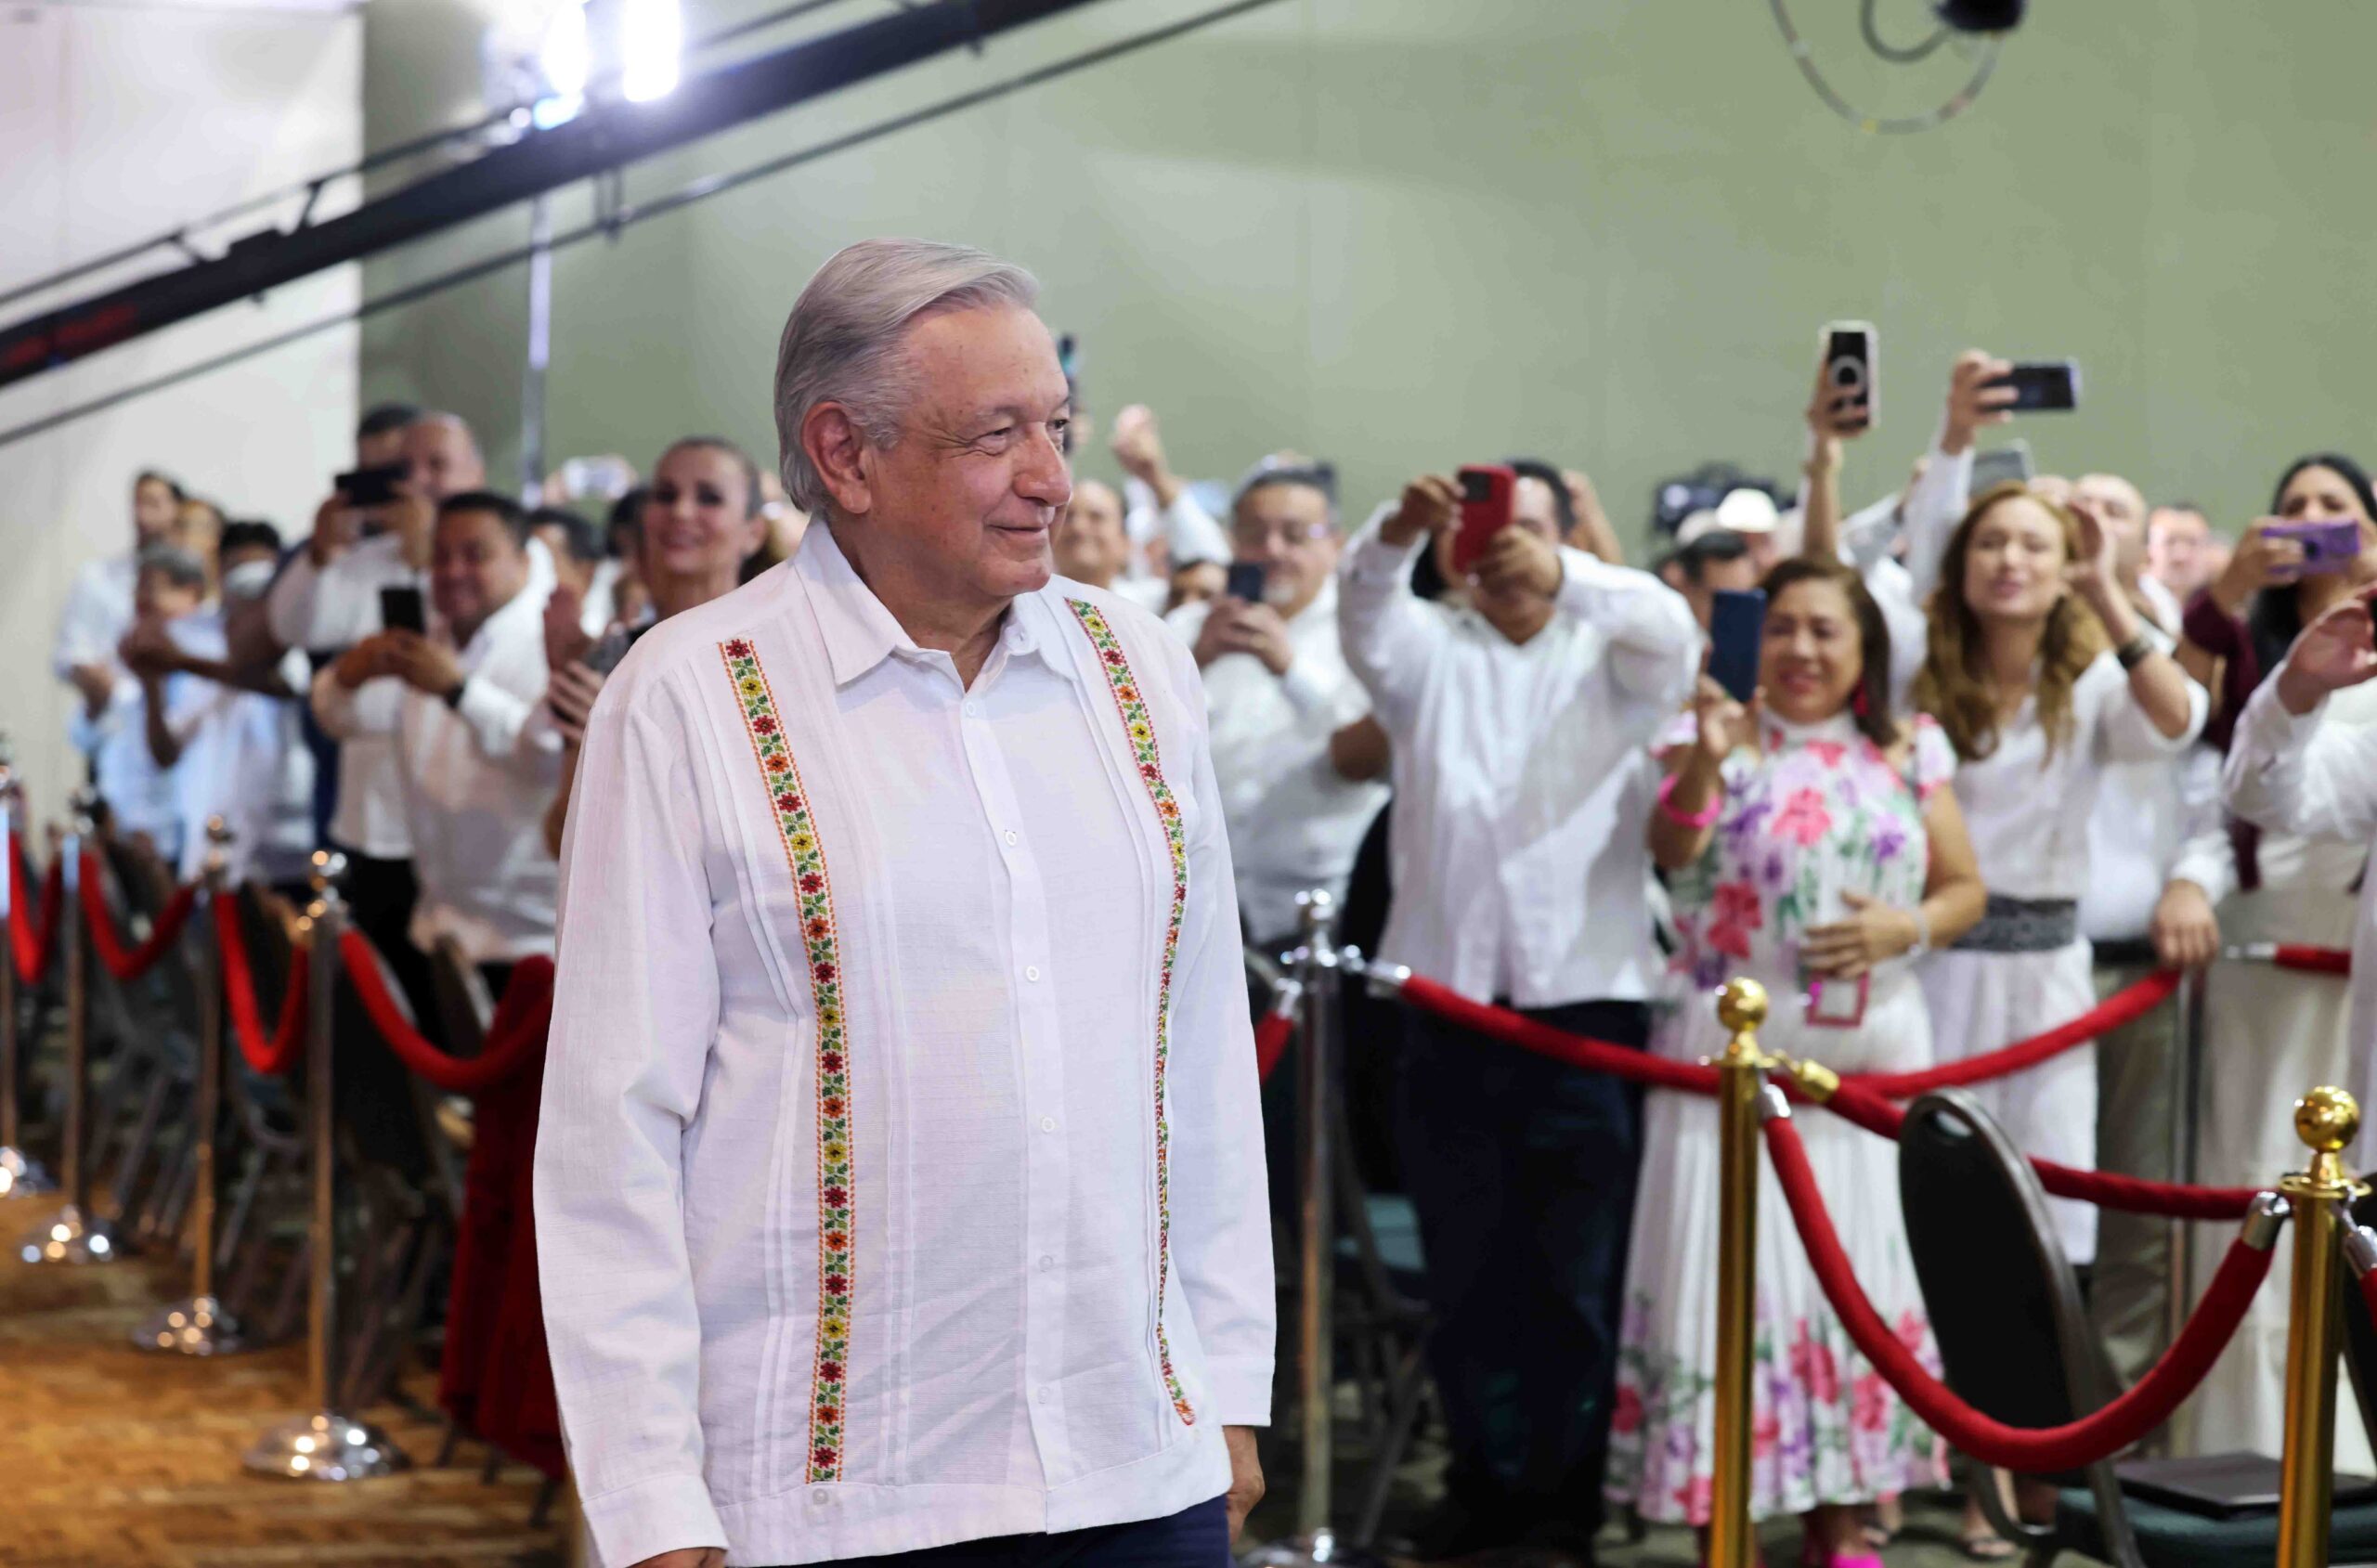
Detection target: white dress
<box><xmin>1917</xmin><ymin>655</ymin><xmax>2206</xmax><ymax>1265</ymax></box>
<box><xmin>2172</xmin><ymin>677</ymin><xmax>2377</xmax><ymax>1463</ymax></box>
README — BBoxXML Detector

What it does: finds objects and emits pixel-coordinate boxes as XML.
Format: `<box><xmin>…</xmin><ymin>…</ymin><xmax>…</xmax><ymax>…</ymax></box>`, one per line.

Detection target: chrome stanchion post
<box><xmin>136</xmin><ymin>818</ymin><xmax>245</xmax><ymax>1354</ymax></box>
<box><xmin>244</xmin><ymin>850</ymin><xmax>408</xmax><ymax>1479</ymax></box>
<box><xmin>2164</xmin><ymin>965</ymin><xmax>2208</xmax><ymax>1366</ymax></box>
<box><xmin>1245</xmin><ymin>888</ymin><xmax>1378</xmax><ymax>1568</ymax></box>
<box><xmin>18</xmin><ymin>792</ymin><xmax>120</xmax><ymax>1262</ymax></box>
<box><xmin>0</xmin><ymin>758</ymin><xmax>55</xmax><ymax>1197</ymax></box>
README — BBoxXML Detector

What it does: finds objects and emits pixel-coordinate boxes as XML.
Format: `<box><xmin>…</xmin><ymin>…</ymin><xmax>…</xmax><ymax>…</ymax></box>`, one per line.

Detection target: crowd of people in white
<box><xmin>42</xmin><ymin>333</ymin><xmax>2377</xmax><ymax>1566</ymax></box>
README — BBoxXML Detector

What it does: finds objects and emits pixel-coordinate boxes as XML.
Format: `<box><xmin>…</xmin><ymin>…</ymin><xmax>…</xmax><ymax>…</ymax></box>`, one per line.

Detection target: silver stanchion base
<box><xmin>243</xmin><ymin>1410</ymin><xmax>411</xmax><ymax>1481</ymax></box>
<box><xmin>133</xmin><ymin>1293</ymin><xmax>247</xmax><ymax>1355</ymax></box>
<box><xmin>1240</xmin><ymin>1529</ymin><xmax>1387</xmax><ymax>1568</ymax></box>
<box><xmin>0</xmin><ymin>1145</ymin><xmax>54</xmax><ymax>1198</ymax></box>
<box><xmin>16</xmin><ymin>1201</ymin><xmax>122</xmax><ymax>1263</ymax></box>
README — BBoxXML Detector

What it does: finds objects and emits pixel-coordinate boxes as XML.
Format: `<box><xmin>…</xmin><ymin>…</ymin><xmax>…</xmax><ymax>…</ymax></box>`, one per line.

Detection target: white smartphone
<box><xmin>1818</xmin><ymin>320</ymin><xmax>1878</xmax><ymax>429</ymax></box>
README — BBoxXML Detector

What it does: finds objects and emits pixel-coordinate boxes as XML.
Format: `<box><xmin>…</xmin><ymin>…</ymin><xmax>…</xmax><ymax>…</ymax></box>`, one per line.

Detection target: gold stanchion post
<box><xmin>2275</xmin><ymin>1085</ymin><xmax>2362</xmax><ymax>1568</ymax></box>
<box><xmin>1708</xmin><ymin>978</ymin><xmax>1770</xmax><ymax>1568</ymax></box>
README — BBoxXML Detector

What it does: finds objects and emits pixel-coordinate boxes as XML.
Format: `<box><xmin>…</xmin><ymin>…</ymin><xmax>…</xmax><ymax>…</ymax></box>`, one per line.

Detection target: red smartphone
<box><xmin>1454</xmin><ymin>464</ymin><xmax>1515</xmax><ymax>574</ymax></box>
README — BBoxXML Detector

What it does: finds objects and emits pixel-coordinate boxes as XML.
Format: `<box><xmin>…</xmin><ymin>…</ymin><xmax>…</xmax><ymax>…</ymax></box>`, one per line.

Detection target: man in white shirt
<box><xmin>54</xmin><ymin>470</ymin><xmax>187</xmax><ymax>723</ymax></box>
<box><xmin>69</xmin><ymin>547</ymin><xmax>214</xmax><ymax>859</ymax></box>
<box><xmin>270</xmin><ymin>410</ymin><xmax>488</xmax><ymax>1024</ymax></box>
<box><xmin>313</xmin><ymin>491</ymin><xmax>561</xmax><ymax>979</ymax></box>
<box><xmin>1339</xmin><ymin>469</ymin><xmax>1698</xmax><ymax>1562</ymax></box>
<box><xmin>2148</xmin><ymin>500</ymin><xmax>2217</xmax><ymax>604</ymax></box>
<box><xmin>1048</xmin><ymin>478</ymin><xmax>1167</xmax><ymax>612</ymax></box>
<box><xmin>537</xmin><ymin>240</ymin><xmax>1271</xmax><ymax>1568</ymax></box>
<box><xmin>1169</xmin><ymin>457</ymin><xmax>1387</xmax><ymax>948</ymax></box>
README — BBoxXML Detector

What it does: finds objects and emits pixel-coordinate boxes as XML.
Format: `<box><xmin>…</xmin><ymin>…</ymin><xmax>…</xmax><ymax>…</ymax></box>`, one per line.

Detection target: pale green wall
<box><xmin>361</xmin><ymin>0</ymin><xmax>2377</xmax><ymax>551</ymax></box>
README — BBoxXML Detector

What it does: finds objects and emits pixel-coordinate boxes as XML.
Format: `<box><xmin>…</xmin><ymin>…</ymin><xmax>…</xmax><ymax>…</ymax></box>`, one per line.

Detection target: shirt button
<box><xmin>1040</xmin><ymin>1116</ymin><xmax>1057</xmax><ymax>1133</ymax></box>
<box><xmin>809</xmin><ymin>1490</ymin><xmax>830</xmax><ymax>1507</ymax></box>
<box><xmin>1039</xmin><ymin>1254</ymin><xmax>1056</xmax><ymax>1272</ymax></box>
<box><xmin>1024</xmin><ymin>965</ymin><xmax>1041</xmax><ymax>982</ymax></box>
<box><xmin>1036</xmin><ymin>1386</ymin><xmax>1053</xmax><ymax>1403</ymax></box>
<box><xmin>1004</xmin><ymin>829</ymin><xmax>1019</xmax><ymax>847</ymax></box>
<box><xmin>963</xmin><ymin>700</ymin><xmax>981</xmax><ymax>718</ymax></box>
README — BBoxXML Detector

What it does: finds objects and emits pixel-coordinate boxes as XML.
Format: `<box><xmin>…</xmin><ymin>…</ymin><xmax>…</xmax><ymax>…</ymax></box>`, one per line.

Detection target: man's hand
<box><xmin>1109</xmin><ymin>405</ymin><xmax>1181</xmax><ymax>508</ymax></box>
<box><xmin>1192</xmin><ymin>601</ymin><xmax>1294</xmax><ymax>676</ymax></box>
<box><xmin>383</xmin><ymin>492</ymin><xmax>437</xmax><ymax>569</ymax></box>
<box><xmin>382</xmin><ymin>629</ymin><xmax>465</xmax><ymax>699</ymax></box>
<box><xmin>67</xmin><ymin>660</ymin><xmax>115</xmax><ymax>718</ymax></box>
<box><xmin>1805</xmin><ymin>359</ymin><xmax>1871</xmax><ymax>453</ymax></box>
<box><xmin>309</xmin><ymin>493</ymin><xmax>362</xmax><ymax>566</ymax></box>
<box><xmin>1941</xmin><ymin>351</ymin><xmax>2018</xmax><ymax>456</ymax></box>
<box><xmin>628</xmin><ymin>1549</ymin><xmax>724</xmax><ymax>1568</ymax></box>
<box><xmin>1379</xmin><ymin>474</ymin><xmax>1460</xmax><ymax>549</ymax></box>
<box><xmin>546</xmin><ymin>583</ymin><xmax>595</xmax><ymax>672</ymax></box>
<box><xmin>2064</xmin><ymin>492</ymin><xmax>2123</xmax><ymax>601</ymax></box>
<box><xmin>548</xmin><ymin>660</ymin><xmax>608</xmax><ymax>745</ymax></box>
<box><xmin>118</xmin><ymin>621</ymin><xmax>183</xmax><ymax>682</ymax></box>
<box><xmin>2275</xmin><ymin>584</ymin><xmax>2377</xmax><ymax>715</ymax></box>
<box><xmin>332</xmin><ymin>634</ymin><xmax>397</xmax><ymax>692</ymax></box>
<box><xmin>1223</xmin><ymin>1426</ymin><xmax>1265</xmax><ymax>1541</ymax></box>
<box><xmin>2151</xmin><ymin>879</ymin><xmax>2221</xmax><ymax>969</ymax></box>
<box><xmin>1472</xmin><ymin>525</ymin><xmax>1561</xmax><ymax>601</ymax></box>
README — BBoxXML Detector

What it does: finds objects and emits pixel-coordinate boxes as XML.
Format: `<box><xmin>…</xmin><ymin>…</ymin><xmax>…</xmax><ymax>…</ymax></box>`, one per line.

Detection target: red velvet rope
<box><xmin>213</xmin><ymin>896</ymin><xmax>308</xmax><ymax>1076</ymax></box>
<box><xmin>1254</xmin><ymin>1011</ymin><xmax>1293</xmax><ymax>1084</ymax></box>
<box><xmin>8</xmin><ymin>846</ymin><xmax>62</xmax><ymax>986</ymax></box>
<box><xmin>2269</xmin><ymin>944</ymin><xmax>2352</xmax><ymax>976</ymax></box>
<box><xmin>1819</xmin><ymin>1080</ymin><xmax>2260</xmax><ymax>1221</ymax></box>
<box><xmin>77</xmin><ymin>855</ymin><xmax>197</xmax><ymax>983</ymax></box>
<box><xmin>1765</xmin><ymin>1112</ymin><xmax>2273</xmax><ymax>1471</ymax></box>
<box><xmin>338</xmin><ymin>927</ymin><xmax>554</xmax><ymax>1094</ymax></box>
<box><xmin>1848</xmin><ymin>968</ymin><xmax>2179</xmax><ymax>1098</ymax></box>
<box><xmin>1400</xmin><ymin>975</ymin><xmax>1721</xmax><ymax>1093</ymax></box>
<box><xmin>1398</xmin><ymin>974</ymin><xmax>2260</xmax><ymax>1220</ymax></box>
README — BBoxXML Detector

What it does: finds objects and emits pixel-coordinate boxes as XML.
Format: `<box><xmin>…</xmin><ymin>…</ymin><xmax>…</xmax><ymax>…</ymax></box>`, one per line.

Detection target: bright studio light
<box><xmin>621</xmin><ymin>0</ymin><xmax>682</xmax><ymax>103</ymax></box>
<box><xmin>533</xmin><ymin>0</ymin><xmax>591</xmax><ymax>128</ymax></box>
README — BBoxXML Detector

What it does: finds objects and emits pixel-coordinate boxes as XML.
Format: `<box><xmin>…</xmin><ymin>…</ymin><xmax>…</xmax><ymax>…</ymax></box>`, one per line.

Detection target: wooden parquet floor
<box><xmin>0</xmin><ymin>1193</ymin><xmax>565</xmax><ymax>1568</ymax></box>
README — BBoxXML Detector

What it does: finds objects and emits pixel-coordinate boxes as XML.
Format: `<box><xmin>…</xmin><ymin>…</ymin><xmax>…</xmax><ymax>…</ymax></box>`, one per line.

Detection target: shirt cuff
<box><xmin>1346</xmin><ymin>521</ymin><xmax>1421</xmax><ymax>586</ymax></box>
<box><xmin>1202</xmin><ymin>1355</ymin><xmax>1276</xmax><ymax>1428</ymax></box>
<box><xmin>579</xmin><ymin>1470</ymin><xmax>727</xmax><ymax>1568</ymax></box>
<box><xmin>1276</xmin><ymin>663</ymin><xmax>1332</xmax><ymax>722</ymax></box>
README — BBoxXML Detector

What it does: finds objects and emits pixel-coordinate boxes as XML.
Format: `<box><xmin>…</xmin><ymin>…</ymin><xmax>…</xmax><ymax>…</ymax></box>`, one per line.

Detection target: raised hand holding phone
<box><xmin>1379</xmin><ymin>473</ymin><xmax>1461</xmax><ymax>548</ymax></box>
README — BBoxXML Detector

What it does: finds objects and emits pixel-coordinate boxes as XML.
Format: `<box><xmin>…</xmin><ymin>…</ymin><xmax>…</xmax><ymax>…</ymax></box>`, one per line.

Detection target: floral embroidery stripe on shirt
<box><xmin>720</xmin><ymin>637</ymin><xmax>854</xmax><ymax>1483</ymax></box>
<box><xmin>1066</xmin><ymin>600</ymin><xmax>1196</xmax><ymax>1426</ymax></box>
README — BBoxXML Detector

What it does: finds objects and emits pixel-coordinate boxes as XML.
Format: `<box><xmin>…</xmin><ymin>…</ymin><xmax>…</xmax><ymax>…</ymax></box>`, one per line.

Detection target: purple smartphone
<box><xmin>2267</xmin><ymin>518</ymin><xmax>2362</xmax><ymax>577</ymax></box>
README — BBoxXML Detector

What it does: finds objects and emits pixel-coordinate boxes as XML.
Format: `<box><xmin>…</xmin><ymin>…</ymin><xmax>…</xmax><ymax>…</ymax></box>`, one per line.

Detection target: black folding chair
<box><xmin>1899</xmin><ymin>1087</ymin><xmax>2377</xmax><ymax>1566</ymax></box>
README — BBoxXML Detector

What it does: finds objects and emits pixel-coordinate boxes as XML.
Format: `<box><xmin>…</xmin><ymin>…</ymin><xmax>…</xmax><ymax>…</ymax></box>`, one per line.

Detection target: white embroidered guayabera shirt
<box><xmin>536</xmin><ymin>524</ymin><xmax>1273</xmax><ymax>1568</ymax></box>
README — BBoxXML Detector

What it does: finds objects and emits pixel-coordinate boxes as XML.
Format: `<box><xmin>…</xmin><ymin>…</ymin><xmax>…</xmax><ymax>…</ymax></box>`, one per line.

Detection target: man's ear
<box><xmin>804</xmin><ymin>403</ymin><xmax>874</xmax><ymax>519</ymax></box>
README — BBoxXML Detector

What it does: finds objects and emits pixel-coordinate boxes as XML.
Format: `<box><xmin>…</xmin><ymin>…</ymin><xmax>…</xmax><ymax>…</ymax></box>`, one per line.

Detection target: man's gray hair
<box><xmin>773</xmin><ymin>238</ymin><xmax>1041</xmax><ymax>515</ymax></box>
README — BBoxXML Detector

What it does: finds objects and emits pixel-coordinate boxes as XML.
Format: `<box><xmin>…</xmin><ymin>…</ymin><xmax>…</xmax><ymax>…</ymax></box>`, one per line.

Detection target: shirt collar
<box><xmin>798</xmin><ymin>522</ymin><xmax>1084</xmax><ymax>689</ymax></box>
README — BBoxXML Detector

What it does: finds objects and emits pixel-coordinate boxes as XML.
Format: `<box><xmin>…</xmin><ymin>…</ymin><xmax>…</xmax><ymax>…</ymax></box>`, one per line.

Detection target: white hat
<box><xmin>1714</xmin><ymin>486</ymin><xmax>1780</xmax><ymax>536</ymax></box>
<box><xmin>1675</xmin><ymin>509</ymin><xmax>1727</xmax><ymax>547</ymax></box>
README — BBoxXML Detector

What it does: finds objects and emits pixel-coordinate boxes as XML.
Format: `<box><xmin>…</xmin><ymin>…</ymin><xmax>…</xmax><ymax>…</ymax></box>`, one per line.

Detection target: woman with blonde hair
<box><xmin>1912</xmin><ymin>482</ymin><xmax>2203</xmax><ymax>1268</ymax></box>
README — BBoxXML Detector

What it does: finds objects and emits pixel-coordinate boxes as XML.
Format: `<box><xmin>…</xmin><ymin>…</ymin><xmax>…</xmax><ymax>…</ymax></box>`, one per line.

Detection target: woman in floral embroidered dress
<box><xmin>1605</xmin><ymin>558</ymin><xmax>1987</xmax><ymax>1567</ymax></box>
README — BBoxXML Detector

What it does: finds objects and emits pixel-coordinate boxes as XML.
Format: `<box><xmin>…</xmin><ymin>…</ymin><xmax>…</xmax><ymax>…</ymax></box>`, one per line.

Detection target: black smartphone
<box><xmin>1990</xmin><ymin>360</ymin><xmax>2081</xmax><ymax>413</ymax></box>
<box><xmin>378</xmin><ymin>585</ymin><xmax>426</xmax><ymax>636</ymax></box>
<box><xmin>1818</xmin><ymin>320</ymin><xmax>1877</xmax><ymax>425</ymax></box>
<box><xmin>336</xmin><ymin>463</ymin><xmax>407</xmax><ymax>507</ymax></box>
<box><xmin>1225</xmin><ymin>562</ymin><xmax>1267</xmax><ymax>603</ymax></box>
<box><xmin>1708</xmin><ymin>588</ymin><xmax>1766</xmax><ymax>704</ymax></box>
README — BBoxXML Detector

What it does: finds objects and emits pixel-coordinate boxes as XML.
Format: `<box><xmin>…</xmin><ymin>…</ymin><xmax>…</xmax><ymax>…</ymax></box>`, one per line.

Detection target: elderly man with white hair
<box><xmin>536</xmin><ymin>240</ymin><xmax>1273</xmax><ymax>1568</ymax></box>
